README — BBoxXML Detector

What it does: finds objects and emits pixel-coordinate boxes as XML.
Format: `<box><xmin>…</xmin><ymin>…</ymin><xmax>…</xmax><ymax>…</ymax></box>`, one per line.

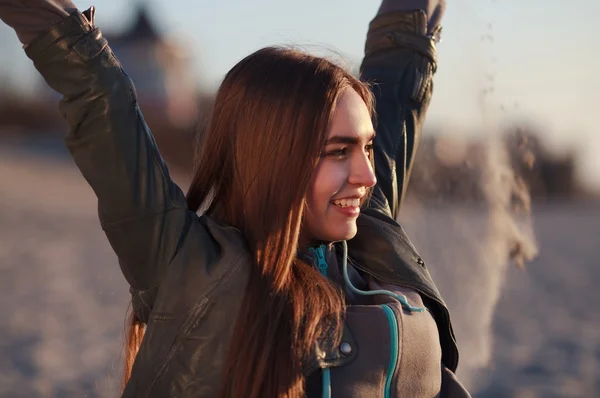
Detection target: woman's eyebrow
<box><xmin>325</xmin><ymin>132</ymin><xmax>376</xmax><ymax>145</ymax></box>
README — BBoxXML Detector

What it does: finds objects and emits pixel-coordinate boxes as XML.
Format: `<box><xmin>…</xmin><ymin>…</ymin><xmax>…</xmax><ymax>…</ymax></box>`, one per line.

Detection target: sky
<box><xmin>0</xmin><ymin>0</ymin><xmax>599</xmax><ymax>188</ymax></box>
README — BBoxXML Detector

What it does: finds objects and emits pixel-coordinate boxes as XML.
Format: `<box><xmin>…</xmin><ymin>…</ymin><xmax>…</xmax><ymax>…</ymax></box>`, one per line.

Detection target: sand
<box><xmin>1</xmin><ymin>148</ymin><xmax>598</xmax><ymax>397</ymax></box>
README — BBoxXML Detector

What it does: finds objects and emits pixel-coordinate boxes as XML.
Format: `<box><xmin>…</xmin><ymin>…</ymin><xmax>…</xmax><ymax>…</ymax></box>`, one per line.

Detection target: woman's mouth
<box><xmin>332</xmin><ymin>198</ymin><xmax>360</xmax><ymax>208</ymax></box>
<box><xmin>331</xmin><ymin>198</ymin><xmax>361</xmax><ymax>217</ymax></box>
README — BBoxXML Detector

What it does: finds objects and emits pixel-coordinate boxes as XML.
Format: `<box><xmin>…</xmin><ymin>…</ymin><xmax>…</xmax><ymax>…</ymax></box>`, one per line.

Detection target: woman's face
<box><xmin>303</xmin><ymin>88</ymin><xmax>377</xmax><ymax>244</ymax></box>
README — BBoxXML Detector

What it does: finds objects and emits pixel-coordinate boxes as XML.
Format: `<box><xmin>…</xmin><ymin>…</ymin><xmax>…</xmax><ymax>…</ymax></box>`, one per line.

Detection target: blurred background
<box><xmin>0</xmin><ymin>0</ymin><xmax>598</xmax><ymax>397</ymax></box>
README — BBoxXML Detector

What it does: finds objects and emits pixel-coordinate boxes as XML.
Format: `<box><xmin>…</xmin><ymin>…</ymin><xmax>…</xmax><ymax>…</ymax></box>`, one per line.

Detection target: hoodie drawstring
<box><xmin>340</xmin><ymin>240</ymin><xmax>426</xmax><ymax>313</ymax></box>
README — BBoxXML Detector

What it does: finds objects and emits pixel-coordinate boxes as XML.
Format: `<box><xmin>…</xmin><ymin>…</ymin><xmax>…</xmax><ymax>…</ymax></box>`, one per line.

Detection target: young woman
<box><xmin>1</xmin><ymin>0</ymin><xmax>471</xmax><ymax>397</ymax></box>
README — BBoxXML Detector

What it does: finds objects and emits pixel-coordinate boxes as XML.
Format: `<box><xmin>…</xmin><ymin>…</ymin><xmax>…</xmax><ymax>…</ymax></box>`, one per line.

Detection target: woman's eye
<box><xmin>327</xmin><ymin>147</ymin><xmax>348</xmax><ymax>158</ymax></box>
<box><xmin>365</xmin><ymin>144</ymin><xmax>374</xmax><ymax>157</ymax></box>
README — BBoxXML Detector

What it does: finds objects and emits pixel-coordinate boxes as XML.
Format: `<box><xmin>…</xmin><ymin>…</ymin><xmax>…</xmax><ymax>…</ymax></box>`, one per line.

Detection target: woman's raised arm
<box><xmin>0</xmin><ymin>3</ymin><xmax>192</xmax><ymax>291</ymax></box>
<box><xmin>360</xmin><ymin>2</ymin><xmax>443</xmax><ymax>220</ymax></box>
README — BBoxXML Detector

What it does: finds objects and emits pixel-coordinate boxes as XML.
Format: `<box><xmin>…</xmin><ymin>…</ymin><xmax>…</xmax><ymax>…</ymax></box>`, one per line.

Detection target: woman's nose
<box><xmin>348</xmin><ymin>154</ymin><xmax>377</xmax><ymax>188</ymax></box>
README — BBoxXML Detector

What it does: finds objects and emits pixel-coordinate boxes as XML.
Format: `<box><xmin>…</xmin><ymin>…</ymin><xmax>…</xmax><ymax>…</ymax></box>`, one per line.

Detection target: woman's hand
<box><xmin>0</xmin><ymin>0</ymin><xmax>77</xmax><ymax>45</ymax></box>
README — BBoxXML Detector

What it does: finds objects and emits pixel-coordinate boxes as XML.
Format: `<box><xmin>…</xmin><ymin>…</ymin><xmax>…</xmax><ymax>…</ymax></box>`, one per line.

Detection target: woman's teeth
<box><xmin>332</xmin><ymin>198</ymin><xmax>360</xmax><ymax>208</ymax></box>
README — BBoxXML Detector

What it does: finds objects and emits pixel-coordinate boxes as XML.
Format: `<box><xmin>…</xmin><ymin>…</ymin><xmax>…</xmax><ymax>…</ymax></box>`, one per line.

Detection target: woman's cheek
<box><xmin>311</xmin><ymin>160</ymin><xmax>348</xmax><ymax>209</ymax></box>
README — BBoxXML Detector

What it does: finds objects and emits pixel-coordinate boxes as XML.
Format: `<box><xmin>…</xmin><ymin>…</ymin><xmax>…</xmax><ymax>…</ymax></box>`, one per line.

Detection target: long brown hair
<box><xmin>122</xmin><ymin>310</ymin><xmax>144</xmax><ymax>391</ymax></box>
<box><xmin>122</xmin><ymin>46</ymin><xmax>374</xmax><ymax>397</ymax></box>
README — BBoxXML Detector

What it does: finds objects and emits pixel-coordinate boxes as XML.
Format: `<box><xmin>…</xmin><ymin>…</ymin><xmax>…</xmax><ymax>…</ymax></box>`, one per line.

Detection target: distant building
<box><xmin>40</xmin><ymin>4</ymin><xmax>200</xmax><ymax>129</ymax></box>
<box><xmin>104</xmin><ymin>4</ymin><xmax>199</xmax><ymax>128</ymax></box>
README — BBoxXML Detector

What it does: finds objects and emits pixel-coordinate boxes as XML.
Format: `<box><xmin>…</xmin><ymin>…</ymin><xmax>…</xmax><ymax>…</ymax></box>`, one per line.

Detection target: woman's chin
<box><xmin>302</xmin><ymin>219</ymin><xmax>358</xmax><ymax>244</ymax></box>
<box><xmin>324</xmin><ymin>224</ymin><xmax>358</xmax><ymax>242</ymax></box>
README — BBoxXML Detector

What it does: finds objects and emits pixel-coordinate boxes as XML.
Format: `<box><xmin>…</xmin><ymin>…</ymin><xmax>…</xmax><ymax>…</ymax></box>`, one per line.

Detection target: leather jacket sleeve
<box><xmin>22</xmin><ymin>8</ymin><xmax>191</xmax><ymax>291</ymax></box>
<box><xmin>0</xmin><ymin>0</ymin><xmax>76</xmax><ymax>45</ymax></box>
<box><xmin>360</xmin><ymin>10</ymin><xmax>438</xmax><ymax>220</ymax></box>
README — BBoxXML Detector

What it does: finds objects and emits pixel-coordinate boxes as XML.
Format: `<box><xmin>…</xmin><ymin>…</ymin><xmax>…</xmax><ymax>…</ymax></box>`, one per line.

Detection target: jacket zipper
<box><xmin>312</xmin><ymin>245</ymin><xmax>329</xmax><ymax>276</ymax></box>
<box><xmin>381</xmin><ymin>304</ymin><xmax>399</xmax><ymax>398</ymax></box>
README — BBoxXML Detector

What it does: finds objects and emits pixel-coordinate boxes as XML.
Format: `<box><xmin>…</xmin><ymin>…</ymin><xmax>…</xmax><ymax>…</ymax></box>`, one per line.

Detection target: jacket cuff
<box><xmin>364</xmin><ymin>10</ymin><xmax>438</xmax><ymax>70</ymax></box>
<box><xmin>24</xmin><ymin>7</ymin><xmax>103</xmax><ymax>64</ymax></box>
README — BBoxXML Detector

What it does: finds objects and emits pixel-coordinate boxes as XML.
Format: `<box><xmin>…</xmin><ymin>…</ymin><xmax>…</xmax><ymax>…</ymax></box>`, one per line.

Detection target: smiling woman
<box><xmin>0</xmin><ymin>0</ymin><xmax>470</xmax><ymax>397</ymax></box>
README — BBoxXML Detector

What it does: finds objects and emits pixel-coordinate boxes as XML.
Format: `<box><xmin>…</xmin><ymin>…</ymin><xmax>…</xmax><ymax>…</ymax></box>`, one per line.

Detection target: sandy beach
<box><xmin>1</xmin><ymin>148</ymin><xmax>598</xmax><ymax>397</ymax></box>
